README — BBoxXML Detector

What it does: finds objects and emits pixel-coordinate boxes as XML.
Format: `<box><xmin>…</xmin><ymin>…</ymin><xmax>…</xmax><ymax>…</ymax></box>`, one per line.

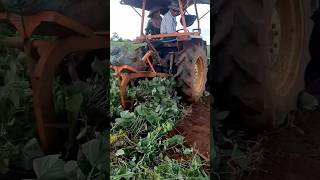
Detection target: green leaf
<box><xmin>157</xmin><ymin>86</ymin><xmax>165</xmax><ymax>92</ymax></box>
<box><xmin>9</xmin><ymin>92</ymin><xmax>20</xmax><ymax>108</ymax></box>
<box><xmin>76</xmin><ymin>168</ymin><xmax>86</xmax><ymax>180</ymax></box>
<box><xmin>165</xmin><ymin>135</ymin><xmax>185</xmax><ymax>146</ymax></box>
<box><xmin>91</xmin><ymin>58</ymin><xmax>107</xmax><ymax>75</ymax></box>
<box><xmin>120</xmin><ymin>110</ymin><xmax>133</xmax><ymax>119</ymax></box>
<box><xmin>183</xmin><ymin>148</ymin><xmax>193</xmax><ymax>155</ymax></box>
<box><xmin>136</xmin><ymin>105</ymin><xmax>147</xmax><ymax>116</ymax></box>
<box><xmin>5</xmin><ymin>67</ymin><xmax>16</xmax><ymax>83</ymax></box>
<box><xmin>81</xmin><ymin>138</ymin><xmax>106</xmax><ymax>167</ymax></box>
<box><xmin>64</xmin><ymin>160</ymin><xmax>78</xmax><ymax>179</ymax></box>
<box><xmin>115</xmin><ymin>149</ymin><xmax>125</xmax><ymax>156</ymax></box>
<box><xmin>298</xmin><ymin>91</ymin><xmax>319</xmax><ymax>110</ymax></box>
<box><xmin>65</xmin><ymin>93</ymin><xmax>83</xmax><ymax>113</ymax></box>
<box><xmin>151</xmin><ymin>88</ymin><xmax>157</xmax><ymax>95</ymax></box>
<box><xmin>20</xmin><ymin>138</ymin><xmax>44</xmax><ymax>170</ymax></box>
<box><xmin>33</xmin><ymin>154</ymin><xmax>66</xmax><ymax>180</ymax></box>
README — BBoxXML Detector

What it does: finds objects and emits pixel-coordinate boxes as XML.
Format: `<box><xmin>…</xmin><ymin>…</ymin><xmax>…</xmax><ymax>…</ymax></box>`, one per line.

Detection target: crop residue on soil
<box><xmin>174</xmin><ymin>102</ymin><xmax>210</xmax><ymax>160</ymax></box>
<box><xmin>247</xmin><ymin>111</ymin><xmax>320</xmax><ymax>180</ymax></box>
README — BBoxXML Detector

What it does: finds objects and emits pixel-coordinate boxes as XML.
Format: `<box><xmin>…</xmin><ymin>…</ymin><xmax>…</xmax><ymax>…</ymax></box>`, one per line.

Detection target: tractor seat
<box><xmin>149</xmin><ymin>38</ymin><xmax>178</xmax><ymax>48</ymax></box>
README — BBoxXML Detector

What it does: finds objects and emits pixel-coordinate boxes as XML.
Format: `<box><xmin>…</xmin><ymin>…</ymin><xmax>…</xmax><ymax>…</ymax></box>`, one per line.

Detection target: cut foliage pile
<box><xmin>110</xmin><ymin>71</ymin><xmax>208</xmax><ymax>179</ymax></box>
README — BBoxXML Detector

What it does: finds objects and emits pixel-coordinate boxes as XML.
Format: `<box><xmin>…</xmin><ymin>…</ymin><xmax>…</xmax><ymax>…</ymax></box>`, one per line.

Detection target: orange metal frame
<box><xmin>0</xmin><ymin>11</ymin><xmax>108</xmax><ymax>153</ymax></box>
<box><xmin>111</xmin><ymin>47</ymin><xmax>172</xmax><ymax>109</ymax></box>
<box><xmin>111</xmin><ymin>64</ymin><xmax>171</xmax><ymax>109</ymax></box>
<box><xmin>133</xmin><ymin>0</ymin><xmax>202</xmax><ymax>42</ymax></box>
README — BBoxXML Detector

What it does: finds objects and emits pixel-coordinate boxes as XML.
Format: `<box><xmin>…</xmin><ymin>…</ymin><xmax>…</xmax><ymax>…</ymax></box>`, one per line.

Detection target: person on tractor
<box><xmin>160</xmin><ymin>1</ymin><xmax>180</xmax><ymax>34</ymax></box>
<box><xmin>145</xmin><ymin>7</ymin><xmax>162</xmax><ymax>35</ymax></box>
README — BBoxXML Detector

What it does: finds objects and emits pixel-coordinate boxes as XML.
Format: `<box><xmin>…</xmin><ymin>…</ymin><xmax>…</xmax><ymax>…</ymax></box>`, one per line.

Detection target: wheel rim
<box><xmin>194</xmin><ymin>56</ymin><xmax>205</xmax><ymax>95</ymax></box>
<box><xmin>270</xmin><ymin>0</ymin><xmax>305</xmax><ymax>96</ymax></box>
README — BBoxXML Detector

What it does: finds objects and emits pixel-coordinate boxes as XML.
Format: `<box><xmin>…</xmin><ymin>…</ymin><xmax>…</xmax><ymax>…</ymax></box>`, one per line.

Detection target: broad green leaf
<box><xmin>9</xmin><ymin>92</ymin><xmax>20</xmax><ymax>108</ymax></box>
<box><xmin>81</xmin><ymin>138</ymin><xmax>106</xmax><ymax>167</ymax></box>
<box><xmin>76</xmin><ymin>155</ymin><xmax>92</xmax><ymax>176</ymax></box>
<box><xmin>76</xmin><ymin>168</ymin><xmax>86</xmax><ymax>180</ymax></box>
<box><xmin>5</xmin><ymin>68</ymin><xmax>16</xmax><ymax>83</ymax></box>
<box><xmin>64</xmin><ymin>160</ymin><xmax>78</xmax><ymax>179</ymax></box>
<box><xmin>33</xmin><ymin>154</ymin><xmax>66</xmax><ymax>180</ymax></box>
<box><xmin>165</xmin><ymin>135</ymin><xmax>185</xmax><ymax>146</ymax></box>
<box><xmin>152</xmin><ymin>172</ymin><xmax>161</xmax><ymax>180</ymax></box>
<box><xmin>65</xmin><ymin>93</ymin><xmax>83</xmax><ymax>113</ymax></box>
<box><xmin>73</xmin><ymin>80</ymin><xmax>90</xmax><ymax>94</ymax></box>
<box><xmin>183</xmin><ymin>148</ymin><xmax>193</xmax><ymax>155</ymax></box>
<box><xmin>20</xmin><ymin>138</ymin><xmax>44</xmax><ymax>170</ymax></box>
<box><xmin>120</xmin><ymin>110</ymin><xmax>133</xmax><ymax>119</ymax></box>
<box><xmin>171</xmin><ymin>104</ymin><xmax>178</xmax><ymax>113</ymax></box>
<box><xmin>91</xmin><ymin>58</ymin><xmax>107</xmax><ymax>75</ymax></box>
<box><xmin>151</xmin><ymin>88</ymin><xmax>157</xmax><ymax>95</ymax></box>
<box><xmin>298</xmin><ymin>91</ymin><xmax>319</xmax><ymax>110</ymax></box>
<box><xmin>115</xmin><ymin>149</ymin><xmax>125</xmax><ymax>156</ymax></box>
<box><xmin>136</xmin><ymin>105</ymin><xmax>147</xmax><ymax>116</ymax></box>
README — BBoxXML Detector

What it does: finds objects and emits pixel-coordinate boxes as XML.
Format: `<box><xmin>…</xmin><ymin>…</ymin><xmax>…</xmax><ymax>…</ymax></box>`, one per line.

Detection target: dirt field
<box><xmin>175</xmin><ymin>102</ymin><xmax>211</xmax><ymax>160</ymax></box>
<box><xmin>246</xmin><ymin>111</ymin><xmax>320</xmax><ymax>180</ymax></box>
<box><xmin>170</xmin><ymin>97</ymin><xmax>320</xmax><ymax>180</ymax></box>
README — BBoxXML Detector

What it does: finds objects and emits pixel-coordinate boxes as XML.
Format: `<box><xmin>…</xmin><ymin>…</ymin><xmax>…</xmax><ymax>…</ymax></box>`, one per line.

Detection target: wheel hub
<box><xmin>194</xmin><ymin>56</ymin><xmax>204</xmax><ymax>94</ymax></box>
<box><xmin>269</xmin><ymin>0</ymin><xmax>305</xmax><ymax>96</ymax></box>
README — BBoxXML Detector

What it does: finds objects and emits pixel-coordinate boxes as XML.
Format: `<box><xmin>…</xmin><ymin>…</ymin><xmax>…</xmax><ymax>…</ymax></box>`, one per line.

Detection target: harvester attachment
<box><xmin>111</xmin><ymin>48</ymin><xmax>171</xmax><ymax>109</ymax></box>
<box><xmin>0</xmin><ymin>11</ymin><xmax>108</xmax><ymax>154</ymax></box>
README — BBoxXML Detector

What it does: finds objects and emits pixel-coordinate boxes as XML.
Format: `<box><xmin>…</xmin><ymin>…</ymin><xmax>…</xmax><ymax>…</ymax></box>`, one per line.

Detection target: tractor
<box><xmin>111</xmin><ymin>0</ymin><xmax>210</xmax><ymax>109</ymax></box>
<box><xmin>0</xmin><ymin>0</ymin><xmax>108</xmax><ymax>157</ymax></box>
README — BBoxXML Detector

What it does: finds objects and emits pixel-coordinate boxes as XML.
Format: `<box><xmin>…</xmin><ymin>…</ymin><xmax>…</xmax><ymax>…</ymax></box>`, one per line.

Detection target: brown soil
<box><xmin>174</xmin><ymin>102</ymin><xmax>210</xmax><ymax>161</ymax></box>
<box><xmin>246</xmin><ymin>111</ymin><xmax>320</xmax><ymax>180</ymax></box>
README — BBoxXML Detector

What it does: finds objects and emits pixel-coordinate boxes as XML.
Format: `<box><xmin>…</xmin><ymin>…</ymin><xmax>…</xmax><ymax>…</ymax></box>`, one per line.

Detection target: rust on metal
<box><xmin>145</xmin><ymin>32</ymin><xmax>199</xmax><ymax>39</ymax></box>
<box><xmin>194</xmin><ymin>0</ymin><xmax>201</xmax><ymax>32</ymax></box>
<box><xmin>178</xmin><ymin>0</ymin><xmax>188</xmax><ymax>33</ymax></box>
<box><xmin>142</xmin><ymin>50</ymin><xmax>156</xmax><ymax>72</ymax></box>
<box><xmin>140</xmin><ymin>0</ymin><xmax>146</xmax><ymax>36</ymax></box>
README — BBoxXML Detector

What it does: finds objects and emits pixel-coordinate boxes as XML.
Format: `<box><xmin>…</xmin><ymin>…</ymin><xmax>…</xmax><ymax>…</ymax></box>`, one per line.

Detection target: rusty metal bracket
<box><xmin>0</xmin><ymin>11</ymin><xmax>108</xmax><ymax>153</ymax></box>
<box><xmin>111</xmin><ymin>64</ymin><xmax>170</xmax><ymax>109</ymax></box>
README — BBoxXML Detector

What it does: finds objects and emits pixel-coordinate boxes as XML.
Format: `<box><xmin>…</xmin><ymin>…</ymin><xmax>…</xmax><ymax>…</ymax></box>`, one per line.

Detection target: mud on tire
<box><xmin>175</xmin><ymin>45</ymin><xmax>208</xmax><ymax>102</ymax></box>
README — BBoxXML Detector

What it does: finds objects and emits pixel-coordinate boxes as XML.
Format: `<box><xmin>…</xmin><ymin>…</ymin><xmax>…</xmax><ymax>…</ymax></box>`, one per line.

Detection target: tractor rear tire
<box><xmin>175</xmin><ymin>45</ymin><xmax>208</xmax><ymax>102</ymax></box>
<box><xmin>212</xmin><ymin>0</ymin><xmax>313</xmax><ymax>130</ymax></box>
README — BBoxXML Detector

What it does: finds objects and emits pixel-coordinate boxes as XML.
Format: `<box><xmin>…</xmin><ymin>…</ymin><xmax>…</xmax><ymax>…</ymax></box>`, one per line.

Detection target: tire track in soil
<box><xmin>247</xmin><ymin>111</ymin><xmax>320</xmax><ymax>180</ymax></box>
